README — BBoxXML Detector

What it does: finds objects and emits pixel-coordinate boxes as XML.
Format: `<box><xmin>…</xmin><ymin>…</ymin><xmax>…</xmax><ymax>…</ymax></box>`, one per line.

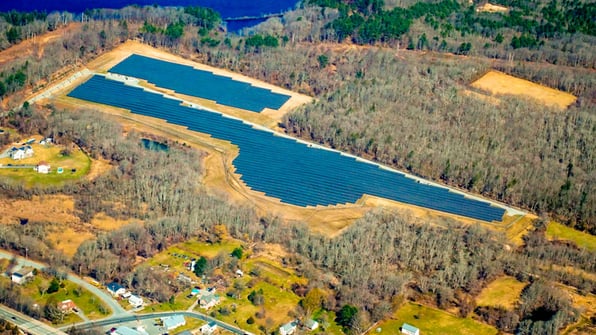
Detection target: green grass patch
<box><xmin>146</xmin><ymin>289</ymin><xmax>197</xmax><ymax>313</ymax></box>
<box><xmin>146</xmin><ymin>239</ymin><xmax>243</xmax><ymax>269</ymax></box>
<box><xmin>244</xmin><ymin>257</ymin><xmax>307</xmax><ymax>290</ymax></box>
<box><xmin>21</xmin><ymin>276</ymin><xmax>110</xmax><ymax>323</ymax></box>
<box><xmin>311</xmin><ymin>310</ymin><xmax>343</xmax><ymax>335</ymax></box>
<box><xmin>476</xmin><ymin>276</ymin><xmax>526</xmax><ymax>310</ymax></box>
<box><xmin>0</xmin><ymin>144</ymin><xmax>91</xmax><ymax>187</ymax></box>
<box><xmin>210</xmin><ymin>279</ymin><xmax>300</xmax><ymax>333</ymax></box>
<box><xmin>546</xmin><ymin>221</ymin><xmax>596</xmax><ymax>251</ymax></box>
<box><xmin>372</xmin><ymin>302</ymin><xmax>498</xmax><ymax>335</ymax></box>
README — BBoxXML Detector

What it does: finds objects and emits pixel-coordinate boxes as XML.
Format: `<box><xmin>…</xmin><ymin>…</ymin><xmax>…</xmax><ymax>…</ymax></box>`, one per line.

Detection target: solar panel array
<box><xmin>68</xmin><ymin>75</ymin><xmax>505</xmax><ymax>222</ymax></box>
<box><xmin>108</xmin><ymin>54</ymin><xmax>291</xmax><ymax>113</ymax></box>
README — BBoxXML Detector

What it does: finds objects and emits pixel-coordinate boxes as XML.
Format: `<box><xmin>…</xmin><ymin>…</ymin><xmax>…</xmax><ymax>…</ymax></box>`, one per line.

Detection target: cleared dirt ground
<box><xmin>471</xmin><ymin>70</ymin><xmax>577</xmax><ymax>109</ymax></box>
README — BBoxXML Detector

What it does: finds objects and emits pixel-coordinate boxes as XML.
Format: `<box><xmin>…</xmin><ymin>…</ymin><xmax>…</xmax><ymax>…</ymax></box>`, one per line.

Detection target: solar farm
<box><xmin>109</xmin><ymin>54</ymin><xmax>291</xmax><ymax>113</ymax></box>
<box><xmin>68</xmin><ymin>72</ymin><xmax>506</xmax><ymax>222</ymax></box>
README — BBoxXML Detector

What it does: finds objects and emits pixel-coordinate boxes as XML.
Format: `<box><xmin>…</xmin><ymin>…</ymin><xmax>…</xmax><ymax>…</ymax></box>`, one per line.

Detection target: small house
<box><xmin>106</xmin><ymin>282</ymin><xmax>126</xmax><ymax>296</ymax></box>
<box><xmin>128</xmin><ymin>294</ymin><xmax>143</xmax><ymax>308</ymax></box>
<box><xmin>36</xmin><ymin>161</ymin><xmax>50</xmax><ymax>174</ymax></box>
<box><xmin>199</xmin><ymin>293</ymin><xmax>220</xmax><ymax>310</ymax></box>
<box><xmin>401</xmin><ymin>323</ymin><xmax>420</xmax><ymax>335</ymax></box>
<box><xmin>58</xmin><ymin>299</ymin><xmax>77</xmax><ymax>313</ymax></box>
<box><xmin>161</xmin><ymin>315</ymin><xmax>186</xmax><ymax>330</ymax></box>
<box><xmin>305</xmin><ymin>319</ymin><xmax>319</xmax><ymax>331</ymax></box>
<box><xmin>235</xmin><ymin>269</ymin><xmax>244</xmax><ymax>277</ymax></box>
<box><xmin>279</xmin><ymin>321</ymin><xmax>297</xmax><ymax>335</ymax></box>
<box><xmin>9</xmin><ymin>146</ymin><xmax>33</xmax><ymax>160</ymax></box>
<box><xmin>11</xmin><ymin>266</ymin><xmax>34</xmax><ymax>284</ymax></box>
<box><xmin>199</xmin><ymin>321</ymin><xmax>218</xmax><ymax>334</ymax></box>
<box><xmin>114</xmin><ymin>326</ymin><xmax>140</xmax><ymax>335</ymax></box>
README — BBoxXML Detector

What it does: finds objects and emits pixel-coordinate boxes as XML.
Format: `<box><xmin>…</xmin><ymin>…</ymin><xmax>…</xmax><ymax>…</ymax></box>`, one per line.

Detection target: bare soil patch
<box><xmin>476</xmin><ymin>3</ymin><xmax>509</xmax><ymax>13</ymax></box>
<box><xmin>471</xmin><ymin>70</ymin><xmax>577</xmax><ymax>109</ymax></box>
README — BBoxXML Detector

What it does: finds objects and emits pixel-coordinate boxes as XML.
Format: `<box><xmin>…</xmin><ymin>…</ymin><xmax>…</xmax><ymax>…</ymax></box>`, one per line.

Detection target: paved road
<box><xmin>0</xmin><ymin>305</ymin><xmax>68</xmax><ymax>335</ymax></box>
<box><xmin>60</xmin><ymin>311</ymin><xmax>253</xmax><ymax>335</ymax></box>
<box><xmin>0</xmin><ymin>250</ymin><xmax>127</xmax><ymax>316</ymax></box>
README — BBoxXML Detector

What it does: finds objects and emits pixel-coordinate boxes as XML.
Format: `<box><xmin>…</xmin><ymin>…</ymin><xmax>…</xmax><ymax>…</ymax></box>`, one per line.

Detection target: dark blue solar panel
<box><xmin>68</xmin><ymin>75</ymin><xmax>506</xmax><ymax>222</ymax></box>
<box><xmin>108</xmin><ymin>54</ymin><xmax>291</xmax><ymax>113</ymax></box>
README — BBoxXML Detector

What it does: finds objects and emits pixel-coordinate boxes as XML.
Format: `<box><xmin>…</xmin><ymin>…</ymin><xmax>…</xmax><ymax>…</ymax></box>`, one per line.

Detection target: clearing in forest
<box><xmin>0</xmin><ymin>137</ymin><xmax>91</xmax><ymax>186</ymax></box>
<box><xmin>471</xmin><ymin>70</ymin><xmax>576</xmax><ymax>109</ymax></box>
<box><xmin>0</xmin><ymin>195</ymin><xmax>79</xmax><ymax>225</ymax></box>
<box><xmin>546</xmin><ymin>221</ymin><xmax>596</xmax><ymax>251</ymax></box>
<box><xmin>476</xmin><ymin>3</ymin><xmax>509</xmax><ymax>13</ymax></box>
<box><xmin>476</xmin><ymin>276</ymin><xmax>526</xmax><ymax>310</ymax></box>
<box><xmin>372</xmin><ymin>302</ymin><xmax>498</xmax><ymax>335</ymax></box>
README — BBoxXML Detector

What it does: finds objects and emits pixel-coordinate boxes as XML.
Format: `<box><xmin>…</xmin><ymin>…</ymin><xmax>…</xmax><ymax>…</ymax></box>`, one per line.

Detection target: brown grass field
<box><xmin>471</xmin><ymin>70</ymin><xmax>577</xmax><ymax>109</ymax></box>
<box><xmin>27</xmin><ymin>41</ymin><xmax>531</xmax><ymax>240</ymax></box>
<box><xmin>0</xmin><ymin>194</ymin><xmax>80</xmax><ymax>225</ymax></box>
<box><xmin>476</xmin><ymin>3</ymin><xmax>509</xmax><ymax>13</ymax></box>
<box><xmin>476</xmin><ymin>276</ymin><xmax>526</xmax><ymax>310</ymax></box>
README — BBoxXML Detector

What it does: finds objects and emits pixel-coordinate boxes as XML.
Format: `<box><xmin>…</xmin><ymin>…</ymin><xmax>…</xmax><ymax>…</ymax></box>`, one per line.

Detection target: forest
<box><xmin>0</xmin><ymin>1</ymin><xmax>594</xmax><ymax>334</ymax></box>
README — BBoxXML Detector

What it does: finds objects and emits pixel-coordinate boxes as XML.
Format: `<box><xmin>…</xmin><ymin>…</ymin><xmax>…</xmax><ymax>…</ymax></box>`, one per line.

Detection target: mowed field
<box><xmin>372</xmin><ymin>302</ymin><xmax>498</xmax><ymax>335</ymax></box>
<box><xmin>546</xmin><ymin>221</ymin><xmax>596</xmax><ymax>251</ymax></box>
<box><xmin>471</xmin><ymin>70</ymin><xmax>577</xmax><ymax>109</ymax></box>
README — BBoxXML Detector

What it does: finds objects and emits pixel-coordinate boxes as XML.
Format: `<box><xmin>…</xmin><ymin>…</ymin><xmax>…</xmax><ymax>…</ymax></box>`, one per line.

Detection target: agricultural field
<box><xmin>546</xmin><ymin>222</ymin><xmax>596</xmax><ymax>251</ymax></box>
<box><xmin>470</xmin><ymin>70</ymin><xmax>577</xmax><ymax>109</ymax></box>
<box><xmin>372</xmin><ymin>302</ymin><xmax>498</xmax><ymax>335</ymax></box>
<box><xmin>0</xmin><ymin>137</ymin><xmax>91</xmax><ymax>186</ymax></box>
<box><xmin>18</xmin><ymin>275</ymin><xmax>109</xmax><ymax>324</ymax></box>
<box><xmin>476</xmin><ymin>276</ymin><xmax>526</xmax><ymax>310</ymax></box>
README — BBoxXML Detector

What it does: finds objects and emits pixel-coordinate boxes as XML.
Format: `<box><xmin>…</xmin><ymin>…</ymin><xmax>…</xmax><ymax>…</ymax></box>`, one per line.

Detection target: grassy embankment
<box><xmin>476</xmin><ymin>276</ymin><xmax>526</xmax><ymax>310</ymax></box>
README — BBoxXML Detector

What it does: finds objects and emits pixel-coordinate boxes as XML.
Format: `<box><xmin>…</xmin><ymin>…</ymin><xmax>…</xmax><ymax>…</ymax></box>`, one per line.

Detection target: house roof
<box><xmin>402</xmin><ymin>323</ymin><xmax>419</xmax><ymax>333</ymax></box>
<box><xmin>59</xmin><ymin>300</ymin><xmax>76</xmax><ymax>310</ymax></box>
<box><xmin>114</xmin><ymin>327</ymin><xmax>140</xmax><ymax>335</ymax></box>
<box><xmin>14</xmin><ymin>266</ymin><xmax>34</xmax><ymax>277</ymax></box>
<box><xmin>107</xmin><ymin>282</ymin><xmax>124</xmax><ymax>292</ymax></box>
<box><xmin>201</xmin><ymin>294</ymin><xmax>219</xmax><ymax>304</ymax></box>
<box><xmin>162</xmin><ymin>315</ymin><xmax>185</xmax><ymax>330</ymax></box>
<box><xmin>280</xmin><ymin>321</ymin><xmax>297</xmax><ymax>332</ymax></box>
<box><xmin>305</xmin><ymin>319</ymin><xmax>318</xmax><ymax>328</ymax></box>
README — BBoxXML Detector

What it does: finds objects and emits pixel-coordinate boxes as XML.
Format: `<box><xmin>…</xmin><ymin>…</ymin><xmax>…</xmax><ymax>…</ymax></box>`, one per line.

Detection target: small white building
<box><xmin>305</xmin><ymin>319</ymin><xmax>319</xmax><ymax>331</ymax></box>
<box><xmin>279</xmin><ymin>321</ymin><xmax>297</xmax><ymax>335</ymax></box>
<box><xmin>106</xmin><ymin>282</ymin><xmax>126</xmax><ymax>296</ymax></box>
<box><xmin>36</xmin><ymin>161</ymin><xmax>50</xmax><ymax>174</ymax></box>
<box><xmin>114</xmin><ymin>326</ymin><xmax>140</xmax><ymax>335</ymax></box>
<box><xmin>401</xmin><ymin>323</ymin><xmax>420</xmax><ymax>335</ymax></box>
<box><xmin>11</xmin><ymin>267</ymin><xmax>34</xmax><ymax>284</ymax></box>
<box><xmin>199</xmin><ymin>321</ymin><xmax>218</xmax><ymax>334</ymax></box>
<box><xmin>128</xmin><ymin>294</ymin><xmax>143</xmax><ymax>308</ymax></box>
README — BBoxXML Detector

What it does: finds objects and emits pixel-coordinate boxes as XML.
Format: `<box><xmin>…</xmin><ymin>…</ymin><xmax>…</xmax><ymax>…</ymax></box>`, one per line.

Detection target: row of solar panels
<box><xmin>108</xmin><ymin>54</ymin><xmax>291</xmax><ymax>113</ymax></box>
<box><xmin>68</xmin><ymin>75</ymin><xmax>505</xmax><ymax>222</ymax></box>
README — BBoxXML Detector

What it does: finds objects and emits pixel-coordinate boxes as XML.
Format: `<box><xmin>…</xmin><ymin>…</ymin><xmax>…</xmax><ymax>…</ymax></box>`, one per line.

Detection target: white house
<box><xmin>161</xmin><ymin>315</ymin><xmax>186</xmax><ymax>330</ymax></box>
<box><xmin>199</xmin><ymin>293</ymin><xmax>220</xmax><ymax>310</ymax></box>
<box><xmin>114</xmin><ymin>326</ymin><xmax>140</xmax><ymax>335</ymax></box>
<box><xmin>279</xmin><ymin>321</ymin><xmax>297</xmax><ymax>335</ymax></box>
<box><xmin>305</xmin><ymin>319</ymin><xmax>319</xmax><ymax>331</ymax></box>
<box><xmin>36</xmin><ymin>161</ymin><xmax>50</xmax><ymax>174</ymax></box>
<box><xmin>9</xmin><ymin>146</ymin><xmax>33</xmax><ymax>160</ymax></box>
<box><xmin>128</xmin><ymin>294</ymin><xmax>143</xmax><ymax>308</ymax></box>
<box><xmin>11</xmin><ymin>267</ymin><xmax>34</xmax><ymax>284</ymax></box>
<box><xmin>106</xmin><ymin>282</ymin><xmax>126</xmax><ymax>296</ymax></box>
<box><xmin>401</xmin><ymin>323</ymin><xmax>420</xmax><ymax>335</ymax></box>
<box><xmin>199</xmin><ymin>321</ymin><xmax>218</xmax><ymax>334</ymax></box>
